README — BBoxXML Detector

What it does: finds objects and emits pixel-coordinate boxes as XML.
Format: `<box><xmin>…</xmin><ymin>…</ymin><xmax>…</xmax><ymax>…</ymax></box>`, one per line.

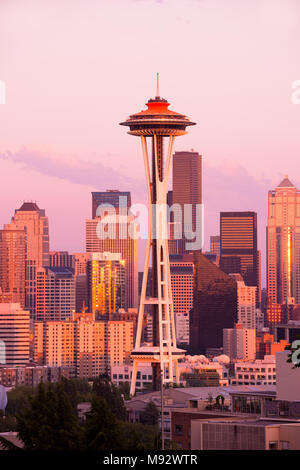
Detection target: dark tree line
<box><xmin>1</xmin><ymin>378</ymin><xmax>160</xmax><ymax>450</ymax></box>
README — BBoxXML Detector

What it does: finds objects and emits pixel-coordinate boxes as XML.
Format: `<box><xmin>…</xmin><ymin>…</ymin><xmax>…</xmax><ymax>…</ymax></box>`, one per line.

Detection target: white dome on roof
<box><xmin>212</xmin><ymin>354</ymin><xmax>230</xmax><ymax>364</ymax></box>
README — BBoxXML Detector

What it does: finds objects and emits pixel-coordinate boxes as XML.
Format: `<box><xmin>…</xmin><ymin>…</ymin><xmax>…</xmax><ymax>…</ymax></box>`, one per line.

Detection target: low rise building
<box><xmin>191</xmin><ymin>419</ymin><xmax>300</xmax><ymax>450</ymax></box>
<box><xmin>111</xmin><ymin>364</ymin><xmax>152</xmax><ymax>391</ymax></box>
<box><xmin>231</xmin><ymin>356</ymin><xmax>276</xmax><ymax>386</ymax></box>
<box><xmin>0</xmin><ymin>364</ymin><xmax>71</xmax><ymax>388</ymax></box>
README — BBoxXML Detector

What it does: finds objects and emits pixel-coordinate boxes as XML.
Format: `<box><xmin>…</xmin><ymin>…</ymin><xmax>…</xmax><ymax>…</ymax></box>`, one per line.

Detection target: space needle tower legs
<box><xmin>120</xmin><ymin>77</ymin><xmax>196</xmax><ymax>396</ymax></box>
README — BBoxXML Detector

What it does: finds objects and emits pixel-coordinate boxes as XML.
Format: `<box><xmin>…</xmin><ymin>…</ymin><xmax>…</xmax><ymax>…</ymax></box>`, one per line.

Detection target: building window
<box><xmin>281</xmin><ymin>441</ymin><xmax>290</xmax><ymax>450</ymax></box>
<box><xmin>174</xmin><ymin>425</ymin><xmax>183</xmax><ymax>436</ymax></box>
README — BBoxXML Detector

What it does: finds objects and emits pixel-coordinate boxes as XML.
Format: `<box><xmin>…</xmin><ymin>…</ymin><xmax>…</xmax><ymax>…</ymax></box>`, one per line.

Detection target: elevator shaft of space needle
<box><xmin>120</xmin><ymin>78</ymin><xmax>196</xmax><ymax>396</ymax></box>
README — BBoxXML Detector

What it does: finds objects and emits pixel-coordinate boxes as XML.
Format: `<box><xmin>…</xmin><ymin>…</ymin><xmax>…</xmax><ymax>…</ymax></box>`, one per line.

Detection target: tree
<box><xmin>118</xmin><ymin>422</ymin><xmax>159</xmax><ymax>450</ymax></box>
<box><xmin>92</xmin><ymin>378</ymin><xmax>126</xmax><ymax>420</ymax></box>
<box><xmin>118</xmin><ymin>382</ymin><xmax>130</xmax><ymax>401</ymax></box>
<box><xmin>6</xmin><ymin>386</ymin><xmax>33</xmax><ymax>416</ymax></box>
<box><xmin>0</xmin><ymin>410</ymin><xmax>17</xmax><ymax>432</ymax></box>
<box><xmin>54</xmin><ymin>377</ymin><xmax>92</xmax><ymax>412</ymax></box>
<box><xmin>17</xmin><ymin>382</ymin><xmax>83</xmax><ymax>450</ymax></box>
<box><xmin>84</xmin><ymin>396</ymin><xmax>122</xmax><ymax>450</ymax></box>
<box><xmin>140</xmin><ymin>401</ymin><xmax>159</xmax><ymax>426</ymax></box>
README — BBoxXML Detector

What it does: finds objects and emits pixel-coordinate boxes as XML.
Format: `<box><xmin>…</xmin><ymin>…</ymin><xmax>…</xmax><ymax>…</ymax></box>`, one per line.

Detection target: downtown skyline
<box><xmin>1</xmin><ymin>0</ymin><xmax>300</xmax><ymax>282</ymax></box>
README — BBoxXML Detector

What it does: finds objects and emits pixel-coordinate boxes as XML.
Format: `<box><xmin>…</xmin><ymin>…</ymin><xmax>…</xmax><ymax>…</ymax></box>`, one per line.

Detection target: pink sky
<box><xmin>0</xmin><ymin>0</ymin><xmax>300</xmax><ymax>282</ymax></box>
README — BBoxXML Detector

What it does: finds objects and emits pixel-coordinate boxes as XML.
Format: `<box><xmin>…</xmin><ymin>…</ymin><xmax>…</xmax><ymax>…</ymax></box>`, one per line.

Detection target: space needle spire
<box><xmin>120</xmin><ymin>77</ymin><xmax>196</xmax><ymax>396</ymax></box>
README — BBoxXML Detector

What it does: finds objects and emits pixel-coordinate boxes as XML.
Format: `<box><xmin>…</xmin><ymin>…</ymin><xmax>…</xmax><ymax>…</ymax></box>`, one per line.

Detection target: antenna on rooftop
<box><xmin>156</xmin><ymin>73</ymin><xmax>160</xmax><ymax>98</ymax></box>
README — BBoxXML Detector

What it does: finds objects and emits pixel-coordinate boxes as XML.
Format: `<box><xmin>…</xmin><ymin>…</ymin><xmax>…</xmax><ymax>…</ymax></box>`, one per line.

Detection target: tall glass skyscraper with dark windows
<box><xmin>190</xmin><ymin>251</ymin><xmax>237</xmax><ymax>354</ymax></box>
<box><xmin>91</xmin><ymin>190</ymin><xmax>131</xmax><ymax>218</ymax></box>
<box><xmin>220</xmin><ymin>211</ymin><xmax>260</xmax><ymax>306</ymax></box>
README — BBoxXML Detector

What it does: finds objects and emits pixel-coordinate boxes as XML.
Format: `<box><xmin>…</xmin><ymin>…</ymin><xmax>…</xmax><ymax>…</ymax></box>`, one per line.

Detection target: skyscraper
<box><xmin>267</xmin><ymin>176</ymin><xmax>300</xmax><ymax>304</ymax></box>
<box><xmin>0</xmin><ymin>228</ymin><xmax>26</xmax><ymax>307</ymax></box>
<box><xmin>230</xmin><ymin>275</ymin><xmax>257</xmax><ymax>329</ymax></box>
<box><xmin>223</xmin><ymin>324</ymin><xmax>256</xmax><ymax>361</ymax></box>
<box><xmin>190</xmin><ymin>251</ymin><xmax>237</xmax><ymax>354</ymax></box>
<box><xmin>36</xmin><ymin>266</ymin><xmax>75</xmax><ymax>321</ymax></box>
<box><xmin>0</xmin><ymin>303</ymin><xmax>30</xmax><ymax>366</ymax></box>
<box><xmin>91</xmin><ymin>190</ymin><xmax>131</xmax><ymax>219</ymax></box>
<box><xmin>86</xmin><ymin>210</ymin><xmax>138</xmax><ymax>309</ymax></box>
<box><xmin>220</xmin><ymin>211</ymin><xmax>260</xmax><ymax>305</ymax></box>
<box><xmin>170</xmin><ymin>254</ymin><xmax>194</xmax><ymax>345</ymax></box>
<box><xmin>4</xmin><ymin>202</ymin><xmax>49</xmax><ymax>317</ymax></box>
<box><xmin>172</xmin><ymin>150</ymin><xmax>202</xmax><ymax>251</ymax></box>
<box><xmin>87</xmin><ymin>252</ymin><xmax>125</xmax><ymax>317</ymax></box>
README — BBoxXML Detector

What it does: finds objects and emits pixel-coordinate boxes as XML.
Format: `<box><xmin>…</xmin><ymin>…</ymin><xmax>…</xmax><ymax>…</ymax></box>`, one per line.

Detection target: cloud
<box><xmin>0</xmin><ymin>148</ymin><xmax>145</xmax><ymax>198</ymax></box>
<box><xmin>1</xmin><ymin>147</ymin><xmax>289</xmax><ymax>285</ymax></box>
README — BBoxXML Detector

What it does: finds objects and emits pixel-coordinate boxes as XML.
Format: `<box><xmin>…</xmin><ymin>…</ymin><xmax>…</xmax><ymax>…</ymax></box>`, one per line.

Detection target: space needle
<box><xmin>120</xmin><ymin>76</ymin><xmax>196</xmax><ymax>396</ymax></box>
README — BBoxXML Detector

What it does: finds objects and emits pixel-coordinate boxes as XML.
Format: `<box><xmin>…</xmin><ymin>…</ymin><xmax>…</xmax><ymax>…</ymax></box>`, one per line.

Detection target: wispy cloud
<box><xmin>0</xmin><ymin>148</ymin><xmax>145</xmax><ymax>197</ymax></box>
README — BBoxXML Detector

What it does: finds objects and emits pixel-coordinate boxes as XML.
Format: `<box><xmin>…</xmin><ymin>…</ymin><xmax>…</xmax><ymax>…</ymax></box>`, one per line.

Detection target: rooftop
<box><xmin>277</xmin><ymin>175</ymin><xmax>295</xmax><ymax>188</ymax></box>
<box><xmin>17</xmin><ymin>201</ymin><xmax>40</xmax><ymax>212</ymax></box>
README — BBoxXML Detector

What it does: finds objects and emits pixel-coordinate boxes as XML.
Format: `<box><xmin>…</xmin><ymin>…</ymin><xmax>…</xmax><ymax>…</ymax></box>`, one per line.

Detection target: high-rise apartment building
<box><xmin>0</xmin><ymin>303</ymin><xmax>30</xmax><ymax>366</ymax></box>
<box><xmin>220</xmin><ymin>211</ymin><xmax>260</xmax><ymax>306</ymax></box>
<box><xmin>236</xmin><ymin>279</ymin><xmax>257</xmax><ymax>329</ymax></box>
<box><xmin>85</xmin><ymin>213</ymin><xmax>138</xmax><ymax>308</ymax></box>
<box><xmin>4</xmin><ymin>202</ymin><xmax>49</xmax><ymax>316</ymax></box>
<box><xmin>172</xmin><ymin>151</ymin><xmax>202</xmax><ymax>251</ymax></box>
<box><xmin>223</xmin><ymin>324</ymin><xmax>256</xmax><ymax>361</ymax></box>
<box><xmin>87</xmin><ymin>252</ymin><xmax>125</xmax><ymax>317</ymax></box>
<box><xmin>190</xmin><ymin>251</ymin><xmax>237</xmax><ymax>354</ymax></box>
<box><xmin>267</xmin><ymin>176</ymin><xmax>300</xmax><ymax>304</ymax></box>
<box><xmin>170</xmin><ymin>253</ymin><xmax>194</xmax><ymax>345</ymax></box>
<box><xmin>36</xmin><ymin>266</ymin><xmax>75</xmax><ymax>321</ymax></box>
<box><xmin>175</xmin><ymin>312</ymin><xmax>190</xmax><ymax>345</ymax></box>
<box><xmin>34</xmin><ymin>312</ymin><xmax>133</xmax><ymax>378</ymax></box>
<box><xmin>0</xmin><ymin>229</ymin><xmax>26</xmax><ymax>307</ymax></box>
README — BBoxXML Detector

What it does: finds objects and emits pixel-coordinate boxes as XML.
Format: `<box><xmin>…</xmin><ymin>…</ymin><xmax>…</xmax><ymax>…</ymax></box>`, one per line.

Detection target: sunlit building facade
<box><xmin>172</xmin><ymin>151</ymin><xmax>202</xmax><ymax>251</ymax></box>
<box><xmin>87</xmin><ymin>252</ymin><xmax>125</xmax><ymax>317</ymax></box>
<box><xmin>267</xmin><ymin>176</ymin><xmax>300</xmax><ymax>304</ymax></box>
<box><xmin>0</xmin><ymin>303</ymin><xmax>30</xmax><ymax>366</ymax></box>
<box><xmin>85</xmin><ymin>214</ymin><xmax>138</xmax><ymax>308</ymax></box>
<box><xmin>170</xmin><ymin>254</ymin><xmax>194</xmax><ymax>345</ymax></box>
<box><xmin>34</xmin><ymin>312</ymin><xmax>134</xmax><ymax>378</ymax></box>
<box><xmin>4</xmin><ymin>202</ymin><xmax>49</xmax><ymax>317</ymax></box>
<box><xmin>236</xmin><ymin>280</ymin><xmax>257</xmax><ymax>329</ymax></box>
<box><xmin>36</xmin><ymin>266</ymin><xmax>75</xmax><ymax>321</ymax></box>
<box><xmin>0</xmin><ymin>229</ymin><xmax>26</xmax><ymax>308</ymax></box>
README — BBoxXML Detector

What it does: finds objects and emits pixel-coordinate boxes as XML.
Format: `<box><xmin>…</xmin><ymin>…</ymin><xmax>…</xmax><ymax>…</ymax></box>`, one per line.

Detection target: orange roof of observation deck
<box><xmin>133</xmin><ymin>98</ymin><xmax>184</xmax><ymax>117</ymax></box>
